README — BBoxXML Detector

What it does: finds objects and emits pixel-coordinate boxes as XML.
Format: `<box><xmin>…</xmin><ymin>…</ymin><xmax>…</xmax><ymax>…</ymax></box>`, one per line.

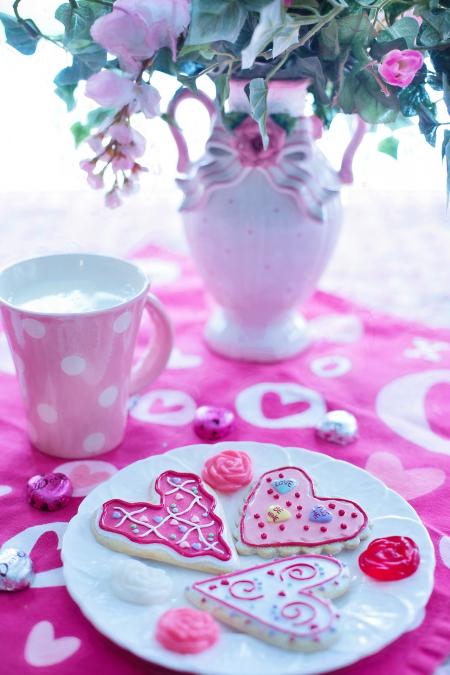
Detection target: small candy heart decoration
<box><xmin>309</xmin><ymin>506</ymin><xmax>332</xmax><ymax>523</ymax></box>
<box><xmin>191</xmin><ymin>515</ymin><xmax>200</xmax><ymax>523</ymax></box>
<box><xmin>272</xmin><ymin>478</ymin><xmax>297</xmax><ymax>494</ymax></box>
<box><xmin>175</xmin><ymin>493</ymin><xmax>183</xmax><ymax>501</ymax></box>
<box><xmin>267</xmin><ymin>505</ymin><xmax>291</xmax><ymax>524</ymax></box>
<box><xmin>153</xmin><ymin>516</ymin><xmax>163</xmax><ymax>524</ymax></box>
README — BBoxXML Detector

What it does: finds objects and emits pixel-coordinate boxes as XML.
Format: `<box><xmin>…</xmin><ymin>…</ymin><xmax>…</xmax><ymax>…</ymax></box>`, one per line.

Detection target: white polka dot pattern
<box><xmin>113</xmin><ymin>312</ymin><xmax>132</xmax><ymax>334</ymax></box>
<box><xmin>37</xmin><ymin>403</ymin><xmax>58</xmax><ymax>424</ymax></box>
<box><xmin>83</xmin><ymin>433</ymin><xmax>106</xmax><ymax>453</ymax></box>
<box><xmin>98</xmin><ymin>386</ymin><xmax>118</xmax><ymax>408</ymax></box>
<box><xmin>61</xmin><ymin>355</ymin><xmax>87</xmax><ymax>376</ymax></box>
<box><xmin>23</xmin><ymin>319</ymin><xmax>46</xmax><ymax>339</ymax></box>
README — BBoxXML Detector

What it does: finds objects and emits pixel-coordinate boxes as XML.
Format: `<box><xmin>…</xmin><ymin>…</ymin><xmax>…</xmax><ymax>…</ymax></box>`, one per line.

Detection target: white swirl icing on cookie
<box><xmin>110</xmin><ymin>558</ymin><xmax>173</xmax><ymax>604</ymax></box>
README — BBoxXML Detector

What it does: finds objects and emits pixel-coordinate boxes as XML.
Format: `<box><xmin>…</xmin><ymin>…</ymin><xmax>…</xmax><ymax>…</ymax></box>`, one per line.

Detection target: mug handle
<box><xmin>129</xmin><ymin>293</ymin><xmax>173</xmax><ymax>396</ymax></box>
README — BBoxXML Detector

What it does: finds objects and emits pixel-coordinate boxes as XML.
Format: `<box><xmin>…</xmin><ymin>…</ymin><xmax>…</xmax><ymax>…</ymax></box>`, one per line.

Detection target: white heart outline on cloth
<box><xmin>365</xmin><ymin>452</ymin><xmax>445</xmax><ymax>501</ymax></box>
<box><xmin>130</xmin><ymin>389</ymin><xmax>196</xmax><ymax>426</ymax></box>
<box><xmin>235</xmin><ymin>382</ymin><xmax>326</xmax><ymax>429</ymax></box>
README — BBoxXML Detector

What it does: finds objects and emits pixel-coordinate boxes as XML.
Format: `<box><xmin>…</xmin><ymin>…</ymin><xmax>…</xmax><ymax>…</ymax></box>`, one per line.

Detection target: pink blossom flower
<box><xmin>138</xmin><ymin>83</ymin><xmax>161</xmax><ymax>118</ymax></box>
<box><xmin>86</xmin><ymin>172</ymin><xmax>104</xmax><ymax>190</ymax></box>
<box><xmin>90</xmin><ymin>0</ymin><xmax>191</xmax><ymax>73</ymax></box>
<box><xmin>123</xmin><ymin>177</ymin><xmax>140</xmax><ymax>195</ymax></box>
<box><xmin>378</xmin><ymin>49</ymin><xmax>424</xmax><ymax>88</ymax></box>
<box><xmin>86</xmin><ymin>70</ymin><xmax>134</xmax><ymax>108</ymax></box>
<box><xmin>105</xmin><ymin>189</ymin><xmax>121</xmax><ymax>208</ymax></box>
<box><xmin>109</xmin><ymin>122</ymin><xmax>134</xmax><ymax>144</ymax></box>
<box><xmin>86</xmin><ymin>71</ymin><xmax>160</xmax><ymax>117</ymax></box>
<box><xmin>112</xmin><ymin>155</ymin><xmax>135</xmax><ymax>171</ymax></box>
<box><xmin>79</xmin><ymin>159</ymin><xmax>95</xmax><ymax>174</ymax></box>
<box><xmin>233</xmin><ymin>116</ymin><xmax>286</xmax><ymax>168</ymax></box>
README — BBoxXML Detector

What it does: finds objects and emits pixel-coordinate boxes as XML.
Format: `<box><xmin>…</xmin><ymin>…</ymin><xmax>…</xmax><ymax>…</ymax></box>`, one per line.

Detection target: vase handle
<box><xmin>338</xmin><ymin>116</ymin><xmax>367</xmax><ymax>185</ymax></box>
<box><xmin>167</xmin><ymin>88</ymin><xmax>216</xmax><ymax>174</ymax></box>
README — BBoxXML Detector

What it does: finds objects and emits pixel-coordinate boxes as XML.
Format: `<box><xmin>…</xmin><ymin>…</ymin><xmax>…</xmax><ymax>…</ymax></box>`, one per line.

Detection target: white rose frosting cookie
<box><xmin>235</xmin><ymin>466</ymin><xmax>370</xmax><ymax>557</ymax></box>
<box><xmin>91</xmin><ymin>470</ymin><xmax>239</xmax><ymax>574</ymax></box>
<box><xmin>186</xmin><ymin>554</ymin><xmax>351</xmax><ymax>651</ymax></box>
<box><xmin>110</xmin><ymin>558</ymin><xmax>173</xmax><ymax>604</ymax></box>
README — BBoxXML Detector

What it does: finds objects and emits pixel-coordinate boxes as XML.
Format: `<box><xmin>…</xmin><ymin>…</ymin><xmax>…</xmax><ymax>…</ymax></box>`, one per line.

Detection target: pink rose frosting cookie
<box><xmin>235</xmin><ymin>466</ymin><xmax>369</xmax><ymax>557</ymax></box>
<box><xmin>92</xmin><ymin>470</ymin><xmax>239</xmax><ymax>574</ymax></box>
<box><xmin>202</xmin><ymin>450</ymin><xmax>253</xmax><ymax>494</ymax></box>
<box><xmin>186</xmin><ymin>554</ymin><xmax>350</xmax><ymax>651</ymax></box>
<box><xmin>156</xmin><ymin>607</ymin><xmax>220</xmax><ymax>654</ymax></box>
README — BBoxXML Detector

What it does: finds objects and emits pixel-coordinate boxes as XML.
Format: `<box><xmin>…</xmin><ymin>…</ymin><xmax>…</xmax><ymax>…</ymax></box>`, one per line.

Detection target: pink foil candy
<box><xmin>193</xmin><ymin>406</ymin><xmax>235</xmax><ymax>441</ymax></box>
<box><xmin>27</xmin><ymin>472</ymin><xmax>73</xmax><ymax>511</ymax></box>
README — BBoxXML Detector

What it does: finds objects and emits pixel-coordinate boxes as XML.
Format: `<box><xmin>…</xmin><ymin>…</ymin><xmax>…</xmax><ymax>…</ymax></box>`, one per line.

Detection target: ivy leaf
<box><xmin>240</xmin><ymin>0</ymin><xmax>274</xmax><ymax>9</ymax></box>
<box><xmin>55</xmin><ymin>83</ymin><xmax>77</xmax><ymax>111</ymax></box>
<box><xmin>444</xmin><ymin>72</ymin><xmax>450</xmax><ymax>115</ymax></box>
<box><xmin>241</xmin><ymin>0</ymin><xmax>283</xmax><ymax>69</ymax></box>
<box><xmin>378</xmin><ymin>136</ymin><xmax>399</xmax><ymax>159</ymax></box>
<box><xmin>442</xmin><ymin>129</ymin><xmax>450</xmax><ymax>203</ymax></box>
<box><xmin>377</xmin><ymin>17</ymin><xmax>419</xmax><ymax>48</ymax></box>
<box><xmin>318</xmin><ymin>19</ymin><xmax>340</xmax><ymax>60</ymax></box>
<box><xmin>187</xmin><ymin>0</ymin><xmax>247</xmax><ymax>45</ymax></box>
<box><xmin>0</xmin><ymin>13</ymin><xmax>40</xmax><ymax>55</ymax></box>
<box><xmin>245</xmin><ymin>77</ymin><xmax>268</xmax><ymax>149</ymax></box>
<box><xmin>271</xmin><ymin>113</ymin><xmax>297</xmax><ymax>133</ymax></box>
<box><xmin>272</xmin><ymin>16</ymin><xmax>300</xmax><ymax>58</ymax></box>
<box><xmin>215</xmin><ymin>72</ymin><xmax>231</xmax><ymax>109</ymax></box>
<box><xmin>55</xmin><ymin>3</ymin><xmax>94</xmax><ymax>40</ymax></box>
<box><xmin>337</xmin><ymin>11</ymin><xmax>374</xmax><ymax>47</ymax></box>
<box><xmin>70</xmin><ymin>121</ymin><xmax>91</xmax><ymax>147</ymax></box>
<box><xmin>87</xmin><ymin>107</ymin><xmax>113</xmax><ymax>128</ymax></box>
<box><xmin>54</xmin><ymin>56</ymin><xmax>92</xmax><ymax>86</ymax></box>
<box><xmin>419</xmin><ymin>9</ymin><xmax>450</xmax><ymax>46</ymax></box>
<box><xmin>339</xmin><ymin>71</ymin><xmax>399</xmax><ymax>124</ymax></box>
<box><xmin>223</xmin><ymin>111</ymin><xmax>247</xmax><ymax>130</ymax></box>
<box><xmin>370</xmin><ymin>37</ymin><xmax>407</xmax><ymax>60</ymax></box>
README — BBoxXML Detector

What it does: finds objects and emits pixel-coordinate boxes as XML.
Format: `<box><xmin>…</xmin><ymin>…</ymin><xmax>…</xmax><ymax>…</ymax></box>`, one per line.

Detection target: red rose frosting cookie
<box><xmin>235</xmin><ymin>466</ymin><xmax>369</xmax><ymax>557</ymax></box>
<box><xmin>186</xmin><ymin>554</ymin><xmax>350</xmax><ymax>651</ymax></box>
<box><xmin>202</xmin><ymin>450</ymin><xmax>253</xmax><ymax>494</ymax></box>
<box><xmin>92</xmin><ymin>470</ymin><xmax>239</xmax><ymax>573</ymax></box>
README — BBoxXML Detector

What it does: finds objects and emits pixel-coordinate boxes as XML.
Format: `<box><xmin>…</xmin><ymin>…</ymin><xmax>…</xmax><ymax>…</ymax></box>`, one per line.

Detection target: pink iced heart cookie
<box><xmin>186</xmin><ymin>554</ymin><xmax>351</xmax><ymax>651</ymax></box>
<box><xmin>236</xmin><ymin>466</ymin><xmax>369</xmax><ymax>556</ymax></box>
<box><xmin>92</xmin><ymin>471</ymin><xmax>239</xmax><ymax>574</ymax></box>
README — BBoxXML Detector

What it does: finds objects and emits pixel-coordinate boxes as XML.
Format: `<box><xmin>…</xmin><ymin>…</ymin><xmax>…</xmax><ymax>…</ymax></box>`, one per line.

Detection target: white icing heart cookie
<box><xmin>186</xmin><ymin>554</ymin><xmax>350</xmax><ymax>651</ymax></box>
<box><xmin>91</xmin><ymin>470</ymin><xmax>239</xmax><ymax>574</ymax></box>
<box><xmin>235</xmin><ymin>466</ymin><xmax>370</xmax><ymax>557</ymax></box>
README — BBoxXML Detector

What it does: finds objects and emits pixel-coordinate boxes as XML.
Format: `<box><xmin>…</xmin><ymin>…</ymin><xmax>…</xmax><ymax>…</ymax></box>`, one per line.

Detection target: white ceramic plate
<box><xmin>62</xmin><ymin>442</ymin><xmax>435</xmax><ymax>675</ymax></box>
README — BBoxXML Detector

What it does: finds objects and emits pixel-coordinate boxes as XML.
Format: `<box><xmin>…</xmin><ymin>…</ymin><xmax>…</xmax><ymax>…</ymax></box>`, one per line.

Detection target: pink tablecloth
<box><xmin>1</xmin><ymin>244</ymin><xmax>450</xmax><ymax>675</ymax></box>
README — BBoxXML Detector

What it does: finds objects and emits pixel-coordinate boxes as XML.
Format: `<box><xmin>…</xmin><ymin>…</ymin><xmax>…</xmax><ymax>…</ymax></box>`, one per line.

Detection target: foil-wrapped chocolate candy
<box><xmin>27</xmin><ymin>472</ymin><xmax>73</xmax><ymax>511</ymax></box>
<box><xmin>315</xmin><ymin>410</ymin><xmax>358</xmax><ymax>445</ymax></box>
<box><xmin>0</xmin><ymin>548</ymin><xmax>34</xmax><ymax>591</ymax></box>
<box><xmin>193</xmin><ymin>405</ymin><xmax>235</xmax><ymax>441</ymax></box>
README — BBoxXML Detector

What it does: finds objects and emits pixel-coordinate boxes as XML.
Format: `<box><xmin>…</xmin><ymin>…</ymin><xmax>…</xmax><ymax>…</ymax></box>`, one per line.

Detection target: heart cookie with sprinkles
<box><xmin>91</xmin><ymin>471</ymin><xmax>239</xmax><ymax>574</ymax></box>
<box><xmin>235</xmin><ymin>466</ymin><xmax>369</xmax><ymax>557</ymax></box>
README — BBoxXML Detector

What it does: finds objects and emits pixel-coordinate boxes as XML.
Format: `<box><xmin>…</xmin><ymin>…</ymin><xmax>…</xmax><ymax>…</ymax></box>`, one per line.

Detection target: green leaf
<box><xmin>87</xmin><ymin>107</ymin><xmax>113</xmax><ymax>128</ymax></box>
<box><xmin>240</xmin><ymin>0</ymin><xmax>274</xmax><ymax>9</ymax></box>
<box><xmin>55</xmin><ymin>83</ymin><xmax>77</xmax><ymax>111</ymax></box>
<box><xmin>271</xmin><ymin>113</ymin><xmax>297</xmax><ymax>134</ymax></box>
<box><xmin>318</xmin><ymin>19</ymin><xmax>340</xmax><ymax>59</ymax></box>
<box><xmin>0</xmin><ymin>13</ymin><xmax>40</xmax><ymax>55</ymax></box>
<box><xmin>378</xmin><ymin>136</ymin><xmax>399</xmax><ymax>159</ymax></box>
<box><xmin>337</xmin><ymin>11</ymin><xmax>374</xmax><ymax>47</ymax></box>
<box><xmin>70</xmin><ymin>121</ymin><xmax>91</xmax><ymax>147</ymax></box>
<box><xmin>339</xmin><ymin>71</ymin><xmax>399</xmax><ymax>124</ymax></box>
<box><xmin>245</xmin><ymin>77</ymin><xmax>268</xmax><ymax>149</ymax></box>
<box><xmin>419</xmin><ymin>9</ymin><xmax>450</xmax><ymax>46</ymax></box>
<box><xmin>442</xmin><ymin>129</ymin><xmax>450</xmax><ymax>202</ymax></box>
<box><xmin>222</xmin><ymin>111</ymin><xmax>247</xmax><ymax>130</ymax></box>
<box><xmin>55</xmin><ymin>3</ymin><xmax>94</xmax><ymax>40</ymax></box>
<box><xmin>377</xmin><ymin>17</ymin><xmax>419</xmax><ymax>48</ymax></box>
<box><xmin>215</xmin><ymin>73</ymin><xmax>231</xmax><ymax>109</ymax></box>
<box><xmin>241</xmin><ymin>0</ymin><xmax>283</xmax><ymax>69</ymax></box>
<box><xmin>187</xmin><ymin>0</ymin><xmax>247</xmax><ymax>45</ymax></box>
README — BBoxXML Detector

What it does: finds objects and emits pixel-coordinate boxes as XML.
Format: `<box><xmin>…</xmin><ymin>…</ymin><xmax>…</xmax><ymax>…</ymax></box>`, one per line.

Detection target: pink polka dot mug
<box><xmin>0</xmin><ymin>253</ymin><xmax>173</xmax><ymax>458</ymax></box>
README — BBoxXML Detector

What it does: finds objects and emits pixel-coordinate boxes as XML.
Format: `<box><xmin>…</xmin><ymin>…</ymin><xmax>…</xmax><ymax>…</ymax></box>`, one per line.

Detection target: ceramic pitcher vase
<box><xmin>169</xmin><ymin>80</ymin><xmax>365</xmax><ymax>362</ymax></box>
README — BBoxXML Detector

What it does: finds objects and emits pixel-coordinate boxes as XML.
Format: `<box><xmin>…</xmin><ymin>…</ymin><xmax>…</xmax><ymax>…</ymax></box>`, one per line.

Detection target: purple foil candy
<box><xmin>27</xmin><ymin>472</ymin><xmax>73</xmax><ymax>511</ymax></box>
<box><xmin>193</xmin><ymin>405</ymin><xmax>235</xmax><ymax>441</ymax></box>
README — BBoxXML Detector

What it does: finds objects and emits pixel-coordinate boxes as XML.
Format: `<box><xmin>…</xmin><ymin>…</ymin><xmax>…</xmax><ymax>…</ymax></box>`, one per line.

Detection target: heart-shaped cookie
<box><xmin>236</xmin><ymin>466</ymin><xmax>369</xmax><ymax>556</ymax></box>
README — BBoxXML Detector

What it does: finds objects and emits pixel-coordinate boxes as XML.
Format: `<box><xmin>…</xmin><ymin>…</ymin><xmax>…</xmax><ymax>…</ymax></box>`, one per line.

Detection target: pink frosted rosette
<box><xmin>155</xmin><ymin>607</ymin><xmax>220</xmax><ymax>654</ymax></box>
<box><xmin>202</xmin><ymin>450</ymin><xmax>253</xmax><ymax>494</ymax></box>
